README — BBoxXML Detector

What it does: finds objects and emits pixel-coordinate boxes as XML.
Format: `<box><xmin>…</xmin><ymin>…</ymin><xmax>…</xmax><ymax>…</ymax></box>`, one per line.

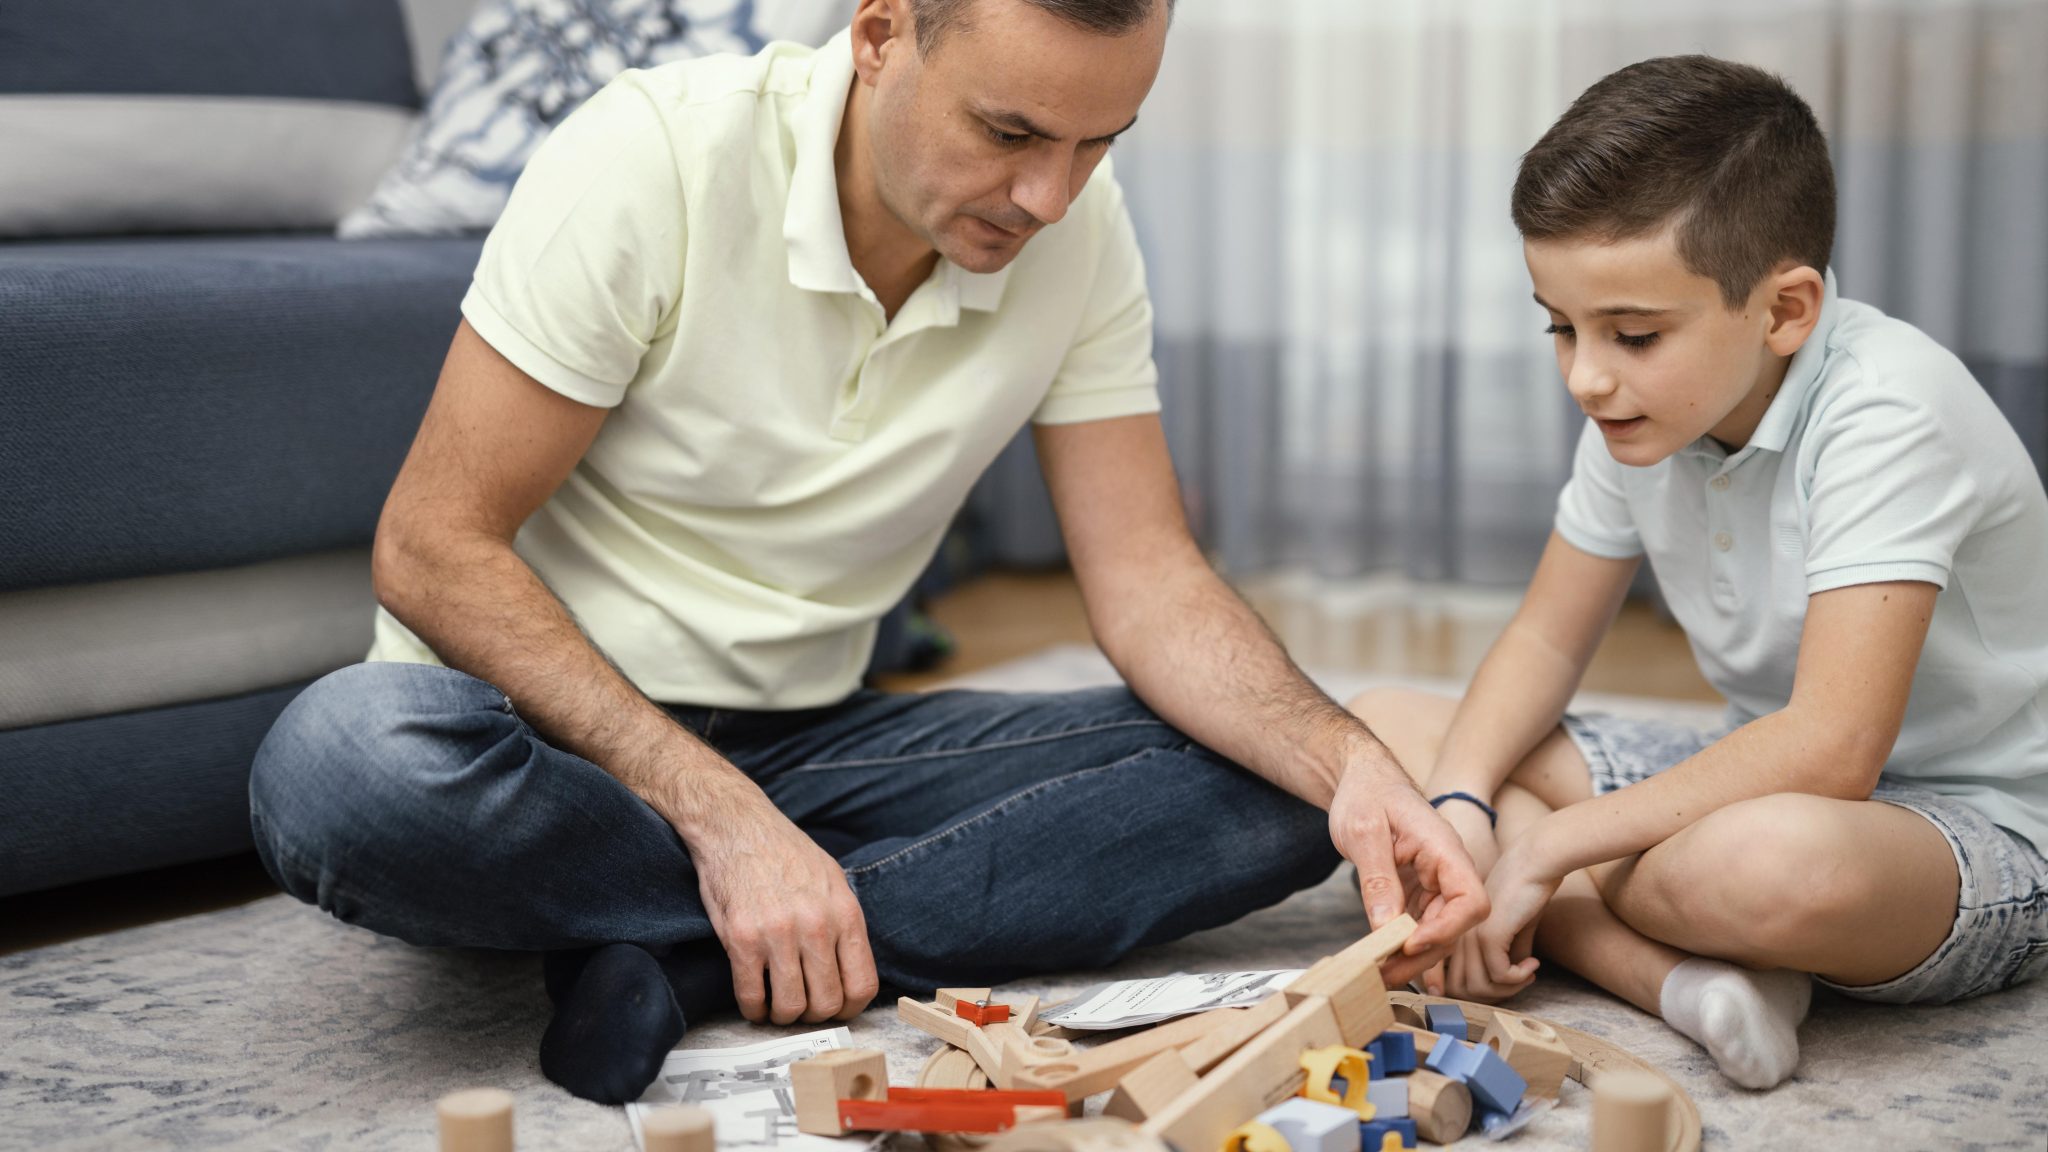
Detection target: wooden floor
<box><xmin>2</xmin><ymin>569</ymin><xmax>1713</xmax><ymax>957</ymax></box>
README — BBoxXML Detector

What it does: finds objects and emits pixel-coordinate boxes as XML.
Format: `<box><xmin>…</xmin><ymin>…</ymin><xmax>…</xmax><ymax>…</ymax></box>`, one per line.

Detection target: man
<box><xmin>249</xmin><ymin>0</ymin><xmax>1486</xmax><ymax>1104</ymax></box>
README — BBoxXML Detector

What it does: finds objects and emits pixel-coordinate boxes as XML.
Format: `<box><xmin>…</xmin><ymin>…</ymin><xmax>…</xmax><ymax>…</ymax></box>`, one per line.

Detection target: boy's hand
<box><xmin>1329</xmin><ymin>763</ymin><xmax>1490</xmax><ymax>986</ymax></box>
<box><xmin>1472</xmin><ymin>837</ymin><xmax>1556</xmax><ymax>989</ymax></box>
<box><xmin>1420</xmin><ymin>800</ymin><xmax>1501</xmax><ymax>997</ymax></box>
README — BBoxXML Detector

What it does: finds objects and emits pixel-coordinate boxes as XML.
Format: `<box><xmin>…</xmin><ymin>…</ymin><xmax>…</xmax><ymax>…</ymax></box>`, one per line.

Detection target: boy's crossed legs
<box><xmin>1352</xmin><ymin>688</ymin><xmax>1962</xmax><ymax>1088</ymax></box>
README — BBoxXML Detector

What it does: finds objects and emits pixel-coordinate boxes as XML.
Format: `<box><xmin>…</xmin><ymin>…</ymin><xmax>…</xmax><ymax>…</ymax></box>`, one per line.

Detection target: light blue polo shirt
<box><xmin>1556</xmin><ymin>273</ymin><xmax>2048</xmax><ymax>855</ymax></box>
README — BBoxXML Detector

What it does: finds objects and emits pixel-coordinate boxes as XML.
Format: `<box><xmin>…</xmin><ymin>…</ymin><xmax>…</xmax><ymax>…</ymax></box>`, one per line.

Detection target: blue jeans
<box><xmin>249</xmin><ymin>662</ymin><xmax>1341</xmax><ymax>996</ymax></box>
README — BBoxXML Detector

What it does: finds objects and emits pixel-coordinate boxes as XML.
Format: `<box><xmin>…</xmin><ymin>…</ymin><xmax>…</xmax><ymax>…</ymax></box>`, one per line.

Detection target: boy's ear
<box><xmin>1763</xmin><ymin>265</ymin><xmax>1826</xmax><ymax>357</ymax></box>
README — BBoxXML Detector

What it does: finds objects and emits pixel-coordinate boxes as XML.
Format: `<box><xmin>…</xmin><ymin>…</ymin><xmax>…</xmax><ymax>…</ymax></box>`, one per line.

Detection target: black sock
<box><xmin>538</xmin><ymin>943</ymin><xmax>685</xmax><ymax>1105</ymax></box>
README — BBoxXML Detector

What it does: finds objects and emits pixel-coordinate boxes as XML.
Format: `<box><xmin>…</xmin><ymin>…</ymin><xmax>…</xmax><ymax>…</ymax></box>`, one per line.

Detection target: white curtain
<box><xmin>972</xmin><ymin>0</ymin><xmax>2048</xmax><ymax>585</ymax></box>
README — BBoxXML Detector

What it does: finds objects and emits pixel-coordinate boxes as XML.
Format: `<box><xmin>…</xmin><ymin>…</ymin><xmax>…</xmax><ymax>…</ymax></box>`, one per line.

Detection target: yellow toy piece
<box><xmin>1297</xmin><ymin>1046</ymin><xmax>1375</xmax><ymax>1120</ymax></box>
<box><xmin>1372</xmin><ymin>1133</ymin><xmax>1406</xmax><ymax>1152</ymax></box>
<box><xmin>1219</xmin><ymin>1121</ymin><xmax>1290</xmax><ymax>1152</ymax></box>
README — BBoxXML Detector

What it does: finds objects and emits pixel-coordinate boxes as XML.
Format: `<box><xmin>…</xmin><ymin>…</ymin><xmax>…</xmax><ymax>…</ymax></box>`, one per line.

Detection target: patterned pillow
<box><xmin>339</xmin><ymin>0</ymin><xmax>849</xmax><ymax>238</ymax></box>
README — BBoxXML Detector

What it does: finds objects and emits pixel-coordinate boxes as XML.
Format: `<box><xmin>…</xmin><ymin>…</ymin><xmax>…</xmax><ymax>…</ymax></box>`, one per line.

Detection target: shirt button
<box><xmin>1710</xmin><ymin>475</ymin><xmax>1732</xmax><ymax>491</ymax></box>
<box><xmin>1713</xmin><ymin>531</ymin><xmax>1734</xmax><ymax>552</ymax></box>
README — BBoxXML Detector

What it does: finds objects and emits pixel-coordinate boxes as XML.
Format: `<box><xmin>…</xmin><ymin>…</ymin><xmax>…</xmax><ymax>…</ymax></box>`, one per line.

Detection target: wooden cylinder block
<box><xmin>1402</xmin><ymin>1069</ymin><xmax>1472</xmax><ymax>1145</ymax></box>
<box><xmin>437</xmin><ymin>1088</ymin><xmax>514</xmax><ymax>1152</ymax></box>
<box><xmin>1592</xmin><ymin>1068</ymin><xmax>1674</xmax><ymax>1152</ymax></box>
<box><xmin>643</xmin><ymin>1106</ymin><xmax>716</xmax><ymax>1152</ymax></box>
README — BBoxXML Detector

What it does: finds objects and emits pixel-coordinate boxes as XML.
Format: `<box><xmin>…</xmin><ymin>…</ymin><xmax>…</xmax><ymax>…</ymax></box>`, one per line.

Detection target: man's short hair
<box><xmin>1510</xmin><ymin>55</ymin><xmax>1836</xmax><ymax>308</ymax></box>
<box><xmin>910</xmin><ymin>0</ymin><xmax>1171</xmax><ymax>56</ymax></box>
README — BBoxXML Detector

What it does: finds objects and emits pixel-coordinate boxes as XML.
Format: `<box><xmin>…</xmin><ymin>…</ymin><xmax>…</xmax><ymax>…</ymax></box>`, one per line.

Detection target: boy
<box><xmin>1352</xmin><ymin>55</ymin><xmax>2048</xmax><ymax>1089</ymax></box>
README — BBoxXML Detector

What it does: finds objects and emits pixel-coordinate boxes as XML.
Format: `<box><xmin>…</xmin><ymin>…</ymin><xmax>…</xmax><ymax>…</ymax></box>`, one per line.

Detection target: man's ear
<box><xmin>1763</xmin><ymin>264</ymin><xmax>1826</xmax><ymax>358</ymax></box>
<box><xmin>849</xmin><ymin>0</ymin><xmax>911</xmax><ymax>86</ymax></box>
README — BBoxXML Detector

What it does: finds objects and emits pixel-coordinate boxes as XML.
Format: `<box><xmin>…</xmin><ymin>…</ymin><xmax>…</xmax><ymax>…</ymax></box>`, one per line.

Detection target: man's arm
<box><xmin>1033</xmin><ymin>414</ymin><xmax>1487</xmax><ymax>979</ymax></box>
<box><xmin>375</xmin><ymin>321</ymin><xmax>877</xmax><ymax>1024</ymax></box>
<box><xmin>1473</xmin><ymin>578</ymin><xmax>1938</xmax><ymax>979</ymax></box>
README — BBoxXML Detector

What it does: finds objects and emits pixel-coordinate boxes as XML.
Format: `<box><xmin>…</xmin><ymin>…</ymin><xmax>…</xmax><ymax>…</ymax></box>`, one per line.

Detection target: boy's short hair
<box><xmin>1511</xmin><ymin>55</ymin><xmax>1835</xmax><ymax>308</ymax></box>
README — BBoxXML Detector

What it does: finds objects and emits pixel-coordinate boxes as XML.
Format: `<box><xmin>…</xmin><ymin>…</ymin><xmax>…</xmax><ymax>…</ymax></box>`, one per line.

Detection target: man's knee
<box><xmin>249</xmin><ymin>661</ymin><xmax>515</xmax><ymax>897</ymax></box>
<box><xmin>1344</xmin><ymin>687</ymin><xmax>1455</xmax><ymax>782</ymax></box>
<box><xmin>1619</xmin><ymin>793</ymin><xmax>1872</xmax><ymax>960</ymax></box>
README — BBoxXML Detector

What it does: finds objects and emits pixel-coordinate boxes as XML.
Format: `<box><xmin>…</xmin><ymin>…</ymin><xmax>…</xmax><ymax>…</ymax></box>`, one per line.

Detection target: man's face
<box><xmin>1525</xmin><ymin>232</ymin><xmax>1786</xmax><ymax>466</ymax></box>
<box><xmin>859</xmin><ymin>0</ymin><xmax>1167</xmax><ymax>274</ymax></box>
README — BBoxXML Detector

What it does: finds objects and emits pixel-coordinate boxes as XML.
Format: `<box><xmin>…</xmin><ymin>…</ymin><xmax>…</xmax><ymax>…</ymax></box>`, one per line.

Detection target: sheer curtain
<box><xmin>971</xmin><ymin>0</ymin><xmax>2048</xmax><ymax>585</ymax></box>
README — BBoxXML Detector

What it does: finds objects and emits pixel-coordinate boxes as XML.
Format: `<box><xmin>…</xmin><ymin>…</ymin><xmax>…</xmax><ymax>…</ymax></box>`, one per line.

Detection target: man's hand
<box><xmin>1328</xmin><ymin>761</ymin><xmax>1489</xmax><ymax>987</ymax></box>
<box><xmin>685</xmin><ymin>784</ymin><xmax>879</xmax><ymax>1025</ymax></box>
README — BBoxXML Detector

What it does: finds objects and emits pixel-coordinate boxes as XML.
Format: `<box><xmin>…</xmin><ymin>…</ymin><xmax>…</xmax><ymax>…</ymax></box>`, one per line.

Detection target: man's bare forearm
<box><xmin>373</xmin><ymin>528</ymin><xmax>755</xmax><ymax>835</ymax></box>
<box><xmin>1093</xmin><ymin>560</ymin><xmax>1406</xmax><ymax>808</ymax></box>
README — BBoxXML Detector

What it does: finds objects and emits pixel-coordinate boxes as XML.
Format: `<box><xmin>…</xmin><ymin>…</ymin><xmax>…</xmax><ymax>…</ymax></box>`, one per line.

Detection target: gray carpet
<box><xmin>3</xmin><ymin>647</ymin><xmax>2043</xmax><ymax>1150</ymax></box>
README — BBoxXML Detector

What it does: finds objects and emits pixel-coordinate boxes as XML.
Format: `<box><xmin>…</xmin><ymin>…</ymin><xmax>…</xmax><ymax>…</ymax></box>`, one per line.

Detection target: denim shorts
<box><xmin>1559</xmin><ymin>711</ymin><xmax>2048</xmax><ymax>1005</ymax></box>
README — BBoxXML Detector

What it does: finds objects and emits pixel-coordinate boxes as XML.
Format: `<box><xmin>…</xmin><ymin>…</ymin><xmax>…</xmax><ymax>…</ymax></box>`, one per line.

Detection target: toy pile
<box><xmin>792</xmin><ymin>914</ymin><xmax>1693</xmax><ymax>1152</ymax></box>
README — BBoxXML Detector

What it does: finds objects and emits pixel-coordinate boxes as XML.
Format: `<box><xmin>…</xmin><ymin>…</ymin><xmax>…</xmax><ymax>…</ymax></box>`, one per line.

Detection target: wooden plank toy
<box><xmin>1280</xmin><ymin>915</ymin><xmax>1413</xmax><ymax>1047</ymax></box>
<box><xmin>1140</xmin><ymin>994</ymin><xmax>1343</xmax><ymax>1152</ymax></box>
<box><xmin>1012</xmin><ymin>999</ymin><xmax>1284</xmax><ymax>1102</ymax></box>
<box><xmin>792</xmin><ymin>1049</ymin><xmax>890</xmax><ymax>1136</ymax></box>
<box><xmin>1104</xmin><ymin>1049</ymin><xmax>1200</xmax><ymax>1123</ymax></box>
<box><xmin>837</xmin><ymin>1088</ymin><xmax>1067</xmax><ymax>1135</ymax></box>
<box><xmin>981</xmin><ymin>1117</ymin><xmax>1174</xmax><ymax>1152</ymax></box>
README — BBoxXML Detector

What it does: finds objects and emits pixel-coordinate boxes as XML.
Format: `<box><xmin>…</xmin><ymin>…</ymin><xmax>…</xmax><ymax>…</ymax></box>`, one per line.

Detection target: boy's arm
<box><xmin>1475</xmin><ymin>578</ymin><xmax>1938</xmax><ymax>979</ymax></box>
<box><xmin>1426</xmin><ymin>531</ymin><xmax>1641</xmax><ymax>803</ymax></box>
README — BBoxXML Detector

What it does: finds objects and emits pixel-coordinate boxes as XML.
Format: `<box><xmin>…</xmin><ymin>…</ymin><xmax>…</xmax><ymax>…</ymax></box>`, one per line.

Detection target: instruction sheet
<box><xmin>629</xmin><ymin>1027</ymin><xmax>887</xmax><ymax>1152</ymax></box>
<box><xmin>1036</xmin><ymin>969</ymin><xmax>1304</xmax><ymax>1031</ymax></box>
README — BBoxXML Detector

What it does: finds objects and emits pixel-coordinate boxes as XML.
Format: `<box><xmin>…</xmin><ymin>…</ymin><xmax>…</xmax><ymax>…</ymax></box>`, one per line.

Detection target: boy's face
<box><xmin>1525</xmin><ymin>231</ymin><xmax>1808</xmax><ymax>466</ymax></box>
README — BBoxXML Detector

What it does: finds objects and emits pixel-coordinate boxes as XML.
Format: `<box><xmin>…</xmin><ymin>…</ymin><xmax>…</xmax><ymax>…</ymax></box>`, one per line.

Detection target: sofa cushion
<box><xmin>0</xmin><ymin>0</ymin><xmax>421</xmax><ymax>237</ymax></box>
<box><xmin>0</xmin><ymin>233</ymin><xmax>484</xmax><ymax>592</ymax></box>
<box><xmin>0</xmin><ymin>550</ymin><xmax>375</xmax><ymax>731</ymax></box>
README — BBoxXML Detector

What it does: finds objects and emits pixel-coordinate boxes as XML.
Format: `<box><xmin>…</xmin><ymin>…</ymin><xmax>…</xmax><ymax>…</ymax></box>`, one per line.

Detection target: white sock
<box><xmin>1658</xmin><ymin>957</ymin><xmax>1812</xmax><ymax>1089</ymax></box>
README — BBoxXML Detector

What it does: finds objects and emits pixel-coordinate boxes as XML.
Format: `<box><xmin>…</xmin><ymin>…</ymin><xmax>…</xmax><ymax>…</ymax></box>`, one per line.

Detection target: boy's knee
<box><xmin>1632</xmin><ymin>794</ymin><xmax>1870</xmax><ymax>959</ymax></box>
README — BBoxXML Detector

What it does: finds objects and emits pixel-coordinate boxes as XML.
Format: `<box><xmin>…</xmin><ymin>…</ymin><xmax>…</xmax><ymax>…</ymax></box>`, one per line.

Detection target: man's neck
<box><xmin>834</xmin><ymin>79</ymin><xmax>940</xmax><ymax>320</ymax></box>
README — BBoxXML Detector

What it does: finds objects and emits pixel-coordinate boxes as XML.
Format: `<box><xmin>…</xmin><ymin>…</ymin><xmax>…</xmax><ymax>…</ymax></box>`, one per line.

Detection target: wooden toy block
<box><xmin>917</xmin><ymin>1048</ymin><xmax>995</xmax><ymax>1152</ymax></box>
<box><xmin>1422</xmin><ymin>1039</ymin><xmax>1524</xmax><ymax>1119</ymax></box>
<box><xmin>1363</xmin><ymin>1077</ymin><xmax>1406</xmax><ymax>1121</ymax></box>
<box><xmin>1298</xmin><ymin>1046</ymin><xmax>1374</xmax><ymax>1119</ymax></box>
<box><xmin>983</xmin><ymin>1118</ymin><xmax>1174</xmax><ymax>1152</ymax></box>
<box><xmin>1255</xmin><ymin>1098</ymin><xmax>1362</xmax><ymax>1152</ymax></box>
<box><xmin>793</xmin><ymin>1049</ymin><xmax>890</xmax><ymax>1136</ymax></box>
<box><xmin>1140</xmin><ymin>994</ymin><xmax>1343</xmax><ymax>1152</ymax></box>
<box><xmin>1399</xmin><ymin>1070</ymin><xmax>1471</xmax><ymax>1146</ymax></box>
<box><xmin>1105</xmin><ymin>1050</ymin><xmax>1201</xmax><ymax>1123</ymax></box>
<box><xmin>1281</xmin><ymin>915</ymin><xmax>1412</xmax><ymax>1047</ymax></box>
<box><xmin>437</xmin><ymin>1088</ymin><xmax>514</xmax><ymax>1152</ymax></box>
<box><xmin>1356</xmin><ymin>1117</ymin><xmax>1416</xmax><ymax>1151</ymax></box>
<box><xmin>905</xmin><ymin>997</ymin><xmax>1070</xmax><ymax>1090</ymax></box>
<box><xmin>1480</xmin><ymin>1012</ymin><xmax>1572</xmax><ymax>1100</ymax></box>
<box><xmin>1013</xmin><ymin>999</ymin><xmax>1284</xmax><ymax>1102</ymax></box>
<box><xmin>1364</xmin><ymin>1032</ymin><xmax>1415</xmax><ymax>1077</ymax></box>
<box><xmin>1221</xmin><ymin>1121</ymin><xmax>1291</xmax><ymax>1152</ymax></box>
<box><xmin>1591</xmin><ymin>1069</ymin><xmax>1673</xmax><ymax>1152</ymax></box>
<box><xmin>1421</xmin><ymin>1004</ymin><xmax>1467</xmax><ymax>1040</ymax></box>
<box><xmin>642</xmin><ymin>1106</ymin><xmax>715</xmax><ymax>1152</ymax></box>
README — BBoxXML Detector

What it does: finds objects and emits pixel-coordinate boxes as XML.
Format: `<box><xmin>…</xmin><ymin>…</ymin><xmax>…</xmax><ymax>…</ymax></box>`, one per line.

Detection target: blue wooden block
<box><xmin>1365</xmin><ymin>1077</ymin><xmax>1408</xmax><ymax>1119</ymax></box>
<box><xmin>1423</xmin><ymin>1004</ymin><xmax>1467</xmax><ymax>1039</ymax></box>
<box><xmin>1257</xmin><ymin>1097</ymin><xmax>1362</xmax><ymax>1152</ymax></box>
<box><xmin>1365</xmin><ymin>1032</ymin><xmax>1416</xmax><ymax>1076</ymax></box>
<box><xmin>1424</xmin><ymin>1039</ymin><xmax>1527</xmax><ymax>1118</ymax></box>
<box><xmin>1357</xmin><ymin>1118</ymin><xmax>1417</xmax><ymax>1150</ymax></box>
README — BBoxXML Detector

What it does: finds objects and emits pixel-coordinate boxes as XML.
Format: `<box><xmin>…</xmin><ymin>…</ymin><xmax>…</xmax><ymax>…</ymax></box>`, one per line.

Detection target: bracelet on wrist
<box><xmin>1428</xmin><ymin>790</ymin><xmax>1498</xmax><ymax>828</ymax></box>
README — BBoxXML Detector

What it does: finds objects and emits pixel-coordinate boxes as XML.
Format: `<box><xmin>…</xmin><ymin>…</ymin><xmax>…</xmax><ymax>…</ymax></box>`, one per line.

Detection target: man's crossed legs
<box><xmin>250</xmin><ymin>662</ymin><xmax>1342</xmax><ymax>1099</ymax></box>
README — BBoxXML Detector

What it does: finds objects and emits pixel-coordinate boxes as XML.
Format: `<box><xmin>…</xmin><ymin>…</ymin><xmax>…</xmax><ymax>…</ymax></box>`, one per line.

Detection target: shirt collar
<box><xmin>1739</xmin><ymin>267</ymin><xmax>1842</xmax><ymax>456</ymax></box>
<box><xmin>782</xmin><ymin>30</ymin><xmax>1011</xmax><ymax>312</ymax></box>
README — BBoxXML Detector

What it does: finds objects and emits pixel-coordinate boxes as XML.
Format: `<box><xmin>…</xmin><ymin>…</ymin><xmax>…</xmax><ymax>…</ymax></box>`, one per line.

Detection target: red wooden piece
<box><xmin>834</xmin><ymin>1087</ymin><xmax>1068</xmax><ymax>1133</ymax></box>
<box><xmin>954</xmin><ymin>1000</ymin><xmax>1013</xmax><ymax>1026</ymax></box>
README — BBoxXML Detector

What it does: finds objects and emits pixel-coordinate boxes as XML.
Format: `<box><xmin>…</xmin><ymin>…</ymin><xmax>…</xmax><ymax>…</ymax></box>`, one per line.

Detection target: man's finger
<box><xmin>1406</xmin><ymin>848</ymin><xmax>1489</xmax><ymax>953</ymax></box>
<box><xmin>767</xmin><ymin>940</ymin><xmax>808</xmax><ymax>1026</ymax></box>
<box><xmin>798</xmin><ymin>929</ymin><xmax>844</xmax><ymax>1024</ymax></box>
<box><xmin>730</xmin><ymin>949</ymin><xmax>769</xmax><ymax>1023</ymax></box>
<box><xmin>835</xmin><ymin>927</ymin><xmax>880</xmax><ymax>1019</ymax></box>
<box><xmin>1347</xmin><ymin>820</ymin><xmax>1407</xmax><ymax>930</ymax></box>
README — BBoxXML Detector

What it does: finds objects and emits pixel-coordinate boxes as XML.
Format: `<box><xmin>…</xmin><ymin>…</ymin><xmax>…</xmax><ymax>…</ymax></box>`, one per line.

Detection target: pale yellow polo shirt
<box><xmin>368</xmin><ymin>31</ymin><xmax>1162</xmax><ymax>708</ymax></box>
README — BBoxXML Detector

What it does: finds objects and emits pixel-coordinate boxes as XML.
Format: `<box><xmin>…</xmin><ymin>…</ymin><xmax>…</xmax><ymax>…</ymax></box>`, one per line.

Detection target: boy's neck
<box><xmin>1706</xmin><ymin>353</ymin><xmax>1795</xmax><ymax>454</ymax></box>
